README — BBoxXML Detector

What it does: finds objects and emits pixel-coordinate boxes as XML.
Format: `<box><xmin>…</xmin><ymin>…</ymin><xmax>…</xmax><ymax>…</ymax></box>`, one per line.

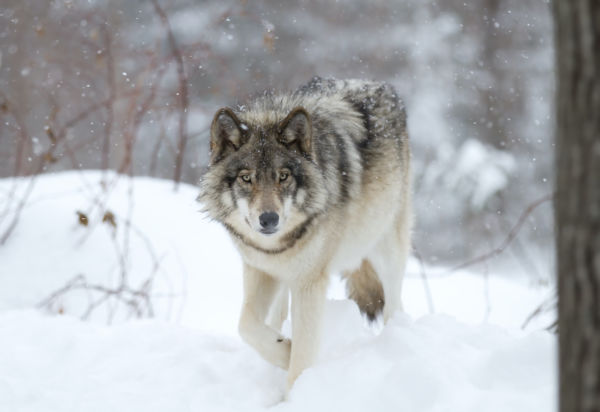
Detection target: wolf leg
<box><xmin>368</xmin><ymin>214</ymin><xmax>410</xmax><ymax>323</ymax></box>
<box><xmin>266</xmin><ymin>283</ymin><xmax>289</xmax><ymax>331</ymax></box>
<box><xmin>287</xmin><ymin>275</ymin><xmax>328</xmax><ymax>390</ymax></box>
<box><xmin>239</xmin><ymin>264</ymin><xmax>291</xmax><ymax>369</ymax></box>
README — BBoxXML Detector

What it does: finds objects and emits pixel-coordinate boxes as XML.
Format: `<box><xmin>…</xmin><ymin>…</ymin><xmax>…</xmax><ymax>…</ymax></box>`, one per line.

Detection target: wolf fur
<box><xmin>198</xmin><ymin>77</ymin><xmax>412</xmax><ymax>390</ymax></box>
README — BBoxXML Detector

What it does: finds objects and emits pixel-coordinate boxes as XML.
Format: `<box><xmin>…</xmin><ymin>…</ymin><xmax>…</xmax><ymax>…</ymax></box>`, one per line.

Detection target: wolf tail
<box><xmin>344</xmin><ymin>259</ymin><xmax>384</xmax><ymax>322</ymax></box>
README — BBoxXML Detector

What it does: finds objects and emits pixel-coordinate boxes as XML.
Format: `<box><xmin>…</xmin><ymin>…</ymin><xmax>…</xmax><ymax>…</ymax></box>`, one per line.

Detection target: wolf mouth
<box><xmin>224</xmin><ymin>214</ymin><xmax>317</xmax><ymax>255</ymax></box>
<box><xmin>244</xmin><ymin>217</ymin><xmax>279</xmax><ymax>235</ymax></box>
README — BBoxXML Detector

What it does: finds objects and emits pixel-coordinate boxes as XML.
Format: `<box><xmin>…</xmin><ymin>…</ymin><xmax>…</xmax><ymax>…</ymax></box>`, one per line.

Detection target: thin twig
<box><xmin>151</xmin><ymin>0</ymin><xmax>189</xmax><ymax>189</ymax></box>
<box><xmin>521</xmin><ymin>292</ymin><xmax>558</xmax><ymax>330</ymax></box>
<box><xmin>447</xmin><ymin>193</ymin><xmax>553</xmax><ymax>274</ymax></box>
<box><xmin>100</xmin><ymin>23</ymin><xmax>115</xmax><ymax>175</ymax></box>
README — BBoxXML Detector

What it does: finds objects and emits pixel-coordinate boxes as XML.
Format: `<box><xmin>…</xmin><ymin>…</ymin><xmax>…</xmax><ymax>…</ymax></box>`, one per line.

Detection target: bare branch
<box><xmin>151</xmin><ymin>0</ymin><xmax>189</xmax><ymax>189</ymax></box>
<box><xmin>100</xmin><ymin>23</ymin><xmax>116</xmax><ymax>174</ymax></box>
<box><xmin>447</xmin><ymin>193</ymin><xmax>553</xmax><ymax>274</ymax></box>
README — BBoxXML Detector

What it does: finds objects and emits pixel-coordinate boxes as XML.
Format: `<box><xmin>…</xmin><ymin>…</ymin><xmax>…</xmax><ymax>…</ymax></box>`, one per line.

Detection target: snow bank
<box><xmin>0</xmin><ymin>307</ymin><xmax>555</xmax><ymax>412</ymax></box>
<box><xmin>0</xmin><ymin>171</ymin><xmax>242</xmax><ymax>333</ymax></box>
<box><xmin>0</xmin><ymin>172</ymin><xmax>556</xmax><ymax>411</ymax></box>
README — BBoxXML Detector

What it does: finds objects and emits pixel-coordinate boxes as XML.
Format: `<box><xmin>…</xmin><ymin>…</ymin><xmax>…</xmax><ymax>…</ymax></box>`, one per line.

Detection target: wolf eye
<box><xmin>240</xmin><ymin>174</ymin><xmax>251</xmax><ymax>183</ymax></box>
<box><xmin>279</xmin><ymin>172</ymin><xmax>289</xmax><ymax>182</ymax></box>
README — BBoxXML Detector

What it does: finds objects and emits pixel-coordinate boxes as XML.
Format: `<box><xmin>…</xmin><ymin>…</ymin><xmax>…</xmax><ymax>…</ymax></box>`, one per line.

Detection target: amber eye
<box><xmin>240</xmin><ymin>174</ymin><xmax>251</xmax><ymax>183</ymax></box>
<box><xmin>279</xmin><ymin>172</ymin><xmax>289</xmax><ymax>182</ymax></box>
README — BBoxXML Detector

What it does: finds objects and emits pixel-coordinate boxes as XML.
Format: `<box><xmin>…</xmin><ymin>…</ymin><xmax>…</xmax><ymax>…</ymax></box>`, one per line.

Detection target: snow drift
<box><xmin>0</xmin><ymin>172</ymin><xmax>556</xmax><ymax>411</ymax></box>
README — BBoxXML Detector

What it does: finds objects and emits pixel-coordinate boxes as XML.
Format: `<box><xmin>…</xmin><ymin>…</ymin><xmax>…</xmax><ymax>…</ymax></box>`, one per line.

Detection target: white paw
<box><xmin>272</xmin><ymin>337</ymin><xmax>291</xmax><ymax>370</ymax></box>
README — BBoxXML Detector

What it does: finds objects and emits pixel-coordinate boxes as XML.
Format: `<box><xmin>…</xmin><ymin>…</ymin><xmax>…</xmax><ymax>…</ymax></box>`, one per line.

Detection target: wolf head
<box><xmin>199</xmin><ymin>105</ymin><xmax>327</xmax><ymax>248</ymax></box>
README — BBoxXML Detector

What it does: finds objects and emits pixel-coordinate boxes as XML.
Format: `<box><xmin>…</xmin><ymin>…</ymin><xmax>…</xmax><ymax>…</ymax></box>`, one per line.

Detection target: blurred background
<box><xmin>0</xmin><ymin>0</ymin><xmax>554</xmax><ymax>278</ymax></box>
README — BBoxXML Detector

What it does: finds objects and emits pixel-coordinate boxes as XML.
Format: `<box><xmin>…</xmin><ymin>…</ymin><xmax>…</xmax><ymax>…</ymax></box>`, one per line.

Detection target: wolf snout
<box><xmin>259</xmin><ymin>212</ymin><xmax>279</xmax><ymax>233</ymax></box>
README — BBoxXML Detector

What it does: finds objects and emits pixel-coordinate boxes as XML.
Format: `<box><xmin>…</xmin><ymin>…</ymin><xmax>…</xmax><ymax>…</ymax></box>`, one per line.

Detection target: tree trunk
<box><xmin>554</xmin><ymin>1</ymin><xmax>600</xmax><ymax>411</ymax></box>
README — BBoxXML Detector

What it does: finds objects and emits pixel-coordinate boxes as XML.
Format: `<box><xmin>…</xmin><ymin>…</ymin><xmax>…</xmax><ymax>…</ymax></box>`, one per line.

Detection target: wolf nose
<box><xmin>259</xmin><ymin>212</ymin><xmax>279</xmax><ymax>230</ymax></box>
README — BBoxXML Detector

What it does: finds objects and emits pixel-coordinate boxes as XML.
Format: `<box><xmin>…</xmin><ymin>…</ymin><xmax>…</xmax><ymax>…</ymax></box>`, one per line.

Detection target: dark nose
<box><xmin>259</xmin><ymin>212</ymin><xmax>279</xmax><ymax>230</ymax></box>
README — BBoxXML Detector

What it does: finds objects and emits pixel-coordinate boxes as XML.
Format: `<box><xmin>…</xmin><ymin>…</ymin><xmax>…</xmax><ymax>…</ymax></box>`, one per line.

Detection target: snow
<box><xmin>0</xmin><ymin>171</ymin><xmax>556</xmax><ymax>411</ymax></box>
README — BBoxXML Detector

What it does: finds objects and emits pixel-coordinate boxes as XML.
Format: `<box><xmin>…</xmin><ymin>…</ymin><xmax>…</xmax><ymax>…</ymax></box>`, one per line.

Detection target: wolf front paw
<box><xmin>273</xmin><ymin>336</ymin><xmax>291</xmax><ymax>370</ymax></box>
<box><xmin>286</xmin><ymin>366</ymin><xmax>302</xmax><ymax>393</ymax></box>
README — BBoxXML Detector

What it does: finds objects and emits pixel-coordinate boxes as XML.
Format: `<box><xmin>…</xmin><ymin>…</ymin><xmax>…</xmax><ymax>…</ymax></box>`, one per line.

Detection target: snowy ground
<box><xmin>0</xmin><ymin>172</ymin><xmax>556</xmax><ymax>412</ymax></box>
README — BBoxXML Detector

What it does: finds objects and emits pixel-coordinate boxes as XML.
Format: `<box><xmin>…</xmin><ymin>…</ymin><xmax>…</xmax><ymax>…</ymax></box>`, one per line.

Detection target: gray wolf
<box><xmin>198</xmin><ymin>77</ymin><xmax>412</xmax><ymax>391</ymax></box>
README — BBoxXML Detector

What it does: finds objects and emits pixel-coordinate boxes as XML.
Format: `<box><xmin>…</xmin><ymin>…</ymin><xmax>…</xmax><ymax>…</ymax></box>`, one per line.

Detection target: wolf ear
<box><xmin>210</xmin><ymin>108</ymin><xmax>247</xmax><ymax>164</ymax></box>
<box><xmin>278</xmin><ymin>107</ymin><xmax>312</xmax><ymax>154</ymax></box>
